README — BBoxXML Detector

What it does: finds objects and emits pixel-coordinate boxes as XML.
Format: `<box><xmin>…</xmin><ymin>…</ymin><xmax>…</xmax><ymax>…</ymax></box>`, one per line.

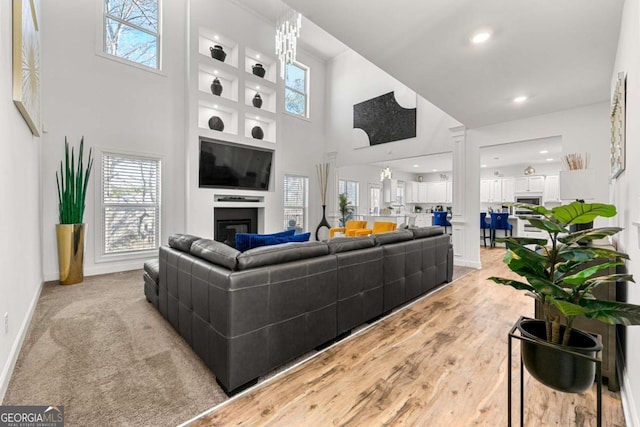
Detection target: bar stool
<box><xmin>490</xmin><ymin>212</ymin><xmax>513</xmax><ymax>247</ymax></box>
<box><xmin>433</xmin><ymin>211</ymin><xmax>451</xmax><ymax>234</ymax></box>
<box><xmin>480</xmin><ymin>212</ymin><xmax>491</xmax><ymax>247</ymax></box>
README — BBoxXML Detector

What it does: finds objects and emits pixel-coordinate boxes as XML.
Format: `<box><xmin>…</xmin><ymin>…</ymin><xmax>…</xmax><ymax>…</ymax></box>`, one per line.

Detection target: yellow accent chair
<box><xmin>354</xmin><ymin>221</ymin><xmax>397</xmax><ymax>236</ymax></box>
<box><xmin>329</xmin><ymin>220</ymin><xmax>368</xmax><ymax>238</ymax></box>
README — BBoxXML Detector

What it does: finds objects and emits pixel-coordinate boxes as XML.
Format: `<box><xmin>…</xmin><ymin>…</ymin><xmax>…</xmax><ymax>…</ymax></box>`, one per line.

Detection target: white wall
<box><xmin>325</xmin><ymin>49</ymin><xmax>459</xmax><ymax>169</ymax></box>
<box><xmin>40</xmin><ymin>0</ymin><xmax>187</xmax><ymax>280</ymax></box>
<box><xmin>0</xmin><ymin>1</ymin><xmax>43</xmax><ymax>400</ymax></box>
<box><xmin>186</xmin><ymin>0</ymin><xmax>328</xmax><ymax>238</ymax></box>
<box><xmin>611</xmin><ymin>0</ymin><xmax>640</xmax><ymax>424</ymax></box>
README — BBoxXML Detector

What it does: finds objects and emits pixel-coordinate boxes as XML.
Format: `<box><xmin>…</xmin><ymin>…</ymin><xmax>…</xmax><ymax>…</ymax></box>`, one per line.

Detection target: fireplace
<box><xmin>214</xmin><ymin>208</ymin><xmax>258</xmax><ymax>248</ymax></box>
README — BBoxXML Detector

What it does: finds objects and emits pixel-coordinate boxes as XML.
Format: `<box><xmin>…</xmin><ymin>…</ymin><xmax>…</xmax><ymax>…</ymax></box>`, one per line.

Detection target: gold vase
<box><xmin>56</xmin><ymin>223</ymin><xmax>85</xmax><ymax>285</ymax></box>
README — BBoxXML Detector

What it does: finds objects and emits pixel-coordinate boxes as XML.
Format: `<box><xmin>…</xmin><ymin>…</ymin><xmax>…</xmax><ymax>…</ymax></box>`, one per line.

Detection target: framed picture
<box><xmin>12</xmin><ymin>0</ymin><xmax>41</xmax><ymax>137</ymax></box>
<box><xmin>610</xmin><ymin>72</ymin><xmax>626</xmax><ymax>180</ymax></box>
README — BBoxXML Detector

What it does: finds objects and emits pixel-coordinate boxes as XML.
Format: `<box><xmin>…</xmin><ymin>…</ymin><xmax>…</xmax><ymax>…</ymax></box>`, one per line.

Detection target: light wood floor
<box><xmin>189</xmin><ymin>248</ymin><xmax>625</xmax><ymax>427</ymax></box>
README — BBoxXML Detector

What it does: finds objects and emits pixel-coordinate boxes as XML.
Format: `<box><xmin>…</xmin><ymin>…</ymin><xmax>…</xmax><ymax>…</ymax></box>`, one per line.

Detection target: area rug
<box><xmin>3</xmin><ymin>265</ymin><xmax>474</xmax><ymax>426</ymax></box>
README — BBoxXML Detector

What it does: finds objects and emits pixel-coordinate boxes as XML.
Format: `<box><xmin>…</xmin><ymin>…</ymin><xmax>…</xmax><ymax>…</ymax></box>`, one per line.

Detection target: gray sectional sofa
<box><xmin>144</xmin><ymin>227</ymin><xmax>453</xmax><ymax>395</ymax></box>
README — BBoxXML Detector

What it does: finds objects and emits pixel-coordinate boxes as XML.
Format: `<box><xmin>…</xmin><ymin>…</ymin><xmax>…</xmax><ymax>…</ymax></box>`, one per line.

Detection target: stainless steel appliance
<box><xmin>515</xmin><ymin>196</ymin><xmax>542</xmax><ymax>215</ymax></box>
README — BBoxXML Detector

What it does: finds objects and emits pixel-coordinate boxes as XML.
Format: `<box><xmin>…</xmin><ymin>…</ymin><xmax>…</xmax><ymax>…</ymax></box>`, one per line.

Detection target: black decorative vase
<box><xmin>517</xmin><ymin>319</ymin><xmax>602</xmax><ymax>393</ymax></box>
<box><xmin>211</xmin><ymin>77</ymin><xmax>223</xmax><ymax>96</ymax></box>
<box><xmin>210</xmin><ymin>45</ymin><xmax>226</xmax><ymax>62</ymax></box>
<box><xmin>315</xmin><ymin>205</ymin><xmax>331</xmax><ymax>241</ymax></box>
<box><xmin>251</xmin><ymin>126</ymin><xmax>264</xmax><ymax>140</ymax></box>
<box><xmin>208</xmin><ymin>116</ymin><xmax>224</xmax><ymax>131</ymax></box>
<box><xmin>252</xmin><ymin>63</ymin><xmax>266</xmax><ymax>78</ymax></box>
<box><xmin>252</xmin><ymin>93</ymin><xmax>263</xmax><ymax>108</ymax></box>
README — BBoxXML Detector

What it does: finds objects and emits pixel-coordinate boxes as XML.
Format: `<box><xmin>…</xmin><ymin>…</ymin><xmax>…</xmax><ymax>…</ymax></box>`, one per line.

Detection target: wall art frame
<box><xmin>13</xmin><ymin>0</ymin><xmax>41</xmax><ymax>137</ymax></box>
<box><xmin>610</xmin><ymin>71</ymin><xmax>626</xmax><ymax>180</ymax></box>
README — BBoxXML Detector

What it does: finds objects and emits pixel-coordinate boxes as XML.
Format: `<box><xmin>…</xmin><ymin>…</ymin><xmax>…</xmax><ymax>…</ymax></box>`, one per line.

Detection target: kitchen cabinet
<box><xmin>502</xmin><ymin>178</ymin><xmax>515</xmax><ymax>202</ymax></box>
<box><xmin>414</xmin><ymin>213</ymin><xmax>432</xmax><ymax>227</ymax></box>
<box><xmin>406</xmin><ymin>181</ymin><xmax>418</xmax><ymax>203</ymax></box>
<box><xmin>418</xmin><ymin>182</ymin><xmax>428</xmax><ymax>203</ymax></box>
<box><xmin>480</xmin><ymin>179</ymin><xmax>502</xmax><ymax>203</ymax></box>
<box><xmin>543</xmin><ymin>175</ymin><xmax>560</xmax><ymax>203</ymax></box>
<box><xmin>515</xmin><ymin>176</ymin><xmax>545</xmax><ymax>193</ymax></box>
<box><xmin>427</xmin><ymin>182</ymin><xmax>447</xmax><ymax>203</ymax></box>
<box><xmin>382</xmin><ymin>179</ymin><xmax>398</xmax><ymax>203</ymax></box>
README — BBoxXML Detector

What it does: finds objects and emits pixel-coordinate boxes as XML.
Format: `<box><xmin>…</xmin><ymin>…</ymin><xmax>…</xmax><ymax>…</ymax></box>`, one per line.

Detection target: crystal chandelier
<box><xmin>275</xmin><ymin>5</ymin><xmax>302</xmax><ymax>79</ymax></box>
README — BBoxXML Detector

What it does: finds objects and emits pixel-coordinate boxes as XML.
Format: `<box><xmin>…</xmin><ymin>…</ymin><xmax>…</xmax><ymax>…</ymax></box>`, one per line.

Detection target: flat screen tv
<box><xmin>199</xmin><ymin>138</ymin><xmax>273</xmax><ymax>191</ymax></box>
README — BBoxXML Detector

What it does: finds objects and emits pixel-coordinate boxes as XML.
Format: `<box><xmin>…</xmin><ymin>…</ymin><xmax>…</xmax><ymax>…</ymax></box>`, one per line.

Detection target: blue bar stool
<box><xmin>480</xmin><ymin>212</ymin><xmax>491</xmax><ymax>247</ymax></box>
<box><xmin>490</xmin><ymin>212</ymin><xmax>513</xmax><ymax>247</ymax></box>
<box><xmin>433</xmin><ymin>211</ymin><xmax>451</xmax><ymax>234</ymax></box>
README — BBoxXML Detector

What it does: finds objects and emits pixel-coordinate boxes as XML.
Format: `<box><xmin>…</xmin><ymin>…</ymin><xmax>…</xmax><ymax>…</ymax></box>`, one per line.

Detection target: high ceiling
<box><xmin>279</xmin><ymin>0</ymin><xmax>624</xmax><ymax>128</ymax></box>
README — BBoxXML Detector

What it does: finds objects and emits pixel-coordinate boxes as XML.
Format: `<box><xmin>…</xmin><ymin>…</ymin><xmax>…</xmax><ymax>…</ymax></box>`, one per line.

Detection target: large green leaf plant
<box><xmin>489</xmin><ymin>202</ymin><xmax>640</xmax><ymax>346</ymax></box>
<box><xmin>56</xmin><ymin>137</ymin><xmax>93</xmax><ymax>224</ymax></box>
<box><xmin>338</xmin><ymin>193</ymin><xmax>354</xmax><ymax>227</ymax></box>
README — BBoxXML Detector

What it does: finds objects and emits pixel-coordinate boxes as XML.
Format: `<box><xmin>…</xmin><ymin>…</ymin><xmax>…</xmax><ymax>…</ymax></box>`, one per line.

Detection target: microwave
<box><xmin>515</xmin><ymin>196</ymin><xmax>542</xmax><ymax>215</ymax></box>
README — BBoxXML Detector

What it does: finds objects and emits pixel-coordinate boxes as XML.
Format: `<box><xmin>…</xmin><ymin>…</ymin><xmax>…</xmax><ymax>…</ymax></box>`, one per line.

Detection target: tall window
<box><xmin>284</xmin><ymin>62</ymin><xmax>308</xmax><ymax>117</ymax></box>
<box><xmin>339</xmin><ymin>179</ymin><xmax>359</xmax><ymax>216</ymax></box>
<box><xmin>104</xmin><ymin>0</ymin><xmax>161</xmax><ymax>69</ymax></box>
<box><xmin>369</xmin><ymin>184</ymin><xmax>381</xmax><ymax>215</ymax></box>
<box><xmin>284</xmin><ymin>175</ymin><xmax>308</xmax><ymax>230</ymax></box>
<box><xmin>102</xmin><ymin>153</ymin><xmax>161</xmax><ymax>255</ymax></box>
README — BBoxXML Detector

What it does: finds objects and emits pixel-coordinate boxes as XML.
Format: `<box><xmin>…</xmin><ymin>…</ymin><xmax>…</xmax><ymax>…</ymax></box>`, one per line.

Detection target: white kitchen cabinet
<box><xmin>406</xmin><ymin>181</ymin><xmax>418</xmax><ymax>203</ymax></box>
<box><xmin>544</xmin><ymin>175</ymin><xmax>560</xmax><ymax>202</ymax></box>
<box><xmin>418</xmin><ymin>182</ymin><xmax>428</xmax><ymax>203</ymax></box>
<box><xmin>502</xmin><ymin>178</ymin><xmax>515</xmax><ymax>202</ymax></box>
<box><xmin>382</xmin><ymin>179</ymin><xmax>398</xmax><ymax>203</ymax></box>
<box><xmin>515</xmin><ymin>176</ymin><xmax>545</xmax><ymax>193</ymax></box>
<box><xmin>480</xmin><ymin>179</ymin><xmax>502</xmax><ymax>202</ymax></box>
<box><xmin>414</xmin><ymin>214</ymin><xmax>432</xmax><ymax>227</ymax></box>
<box><xmin>480</xmin><ymin>180</ymin><xmax>492</xmax><ymax>202</ymax></box>
<box><xmin>427</xmin><ymin>182</ymin><xmax>447</xmax><ymax>203</ymax></box>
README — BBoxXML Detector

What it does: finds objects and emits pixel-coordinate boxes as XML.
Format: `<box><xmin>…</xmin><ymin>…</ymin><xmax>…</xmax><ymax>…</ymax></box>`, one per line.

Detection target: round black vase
<box><xmin>252</xmin><ymin>63</ymin><xmax>266</xmax><ymax>78</ymax></box>
<box><xmin>251</xmin><ymin>126</ymin><xmax>264</xmax><ymax>140</ymax></box>
<box><xmin>208</xmin><ymin>116</ymin><xmax>224</xmax><ymax>131</ymax></box>
<box><xmin>210</xmin><ymin>45</ymin><xmax>227</xmax><ymax>62</ymax></box>
<box><xmin>517</xmin><ymin>319</ymin><xmax>602</xmax><ymax>393</ymax></box>
<box><xmin>252</xmin><ymin>93</ymin><xmax>263</xmax><ymax>108</ymax></box>
<box><xmin>211</xmin><ymin>77</ymin><xmax>223</xmax><ymax>96</ymax></box>
<box><xmin>315</xmin><ymin>205</ymin><xmax>332</xmax><ymax>241</ymax></box>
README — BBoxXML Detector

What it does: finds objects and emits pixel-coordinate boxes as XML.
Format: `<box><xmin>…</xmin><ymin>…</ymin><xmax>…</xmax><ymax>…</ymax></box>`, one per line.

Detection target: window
<box><xmin>369</xmin><ymin>184</ymin><xmax>381</xmax><ymax>215</ymax></box>
<box><xmin>339</xmin><ymin>179</ymin><xmax>359</xmax><ymax>216</ymax></box>
<box><xmin>101</xmin><ymin>153</ymin><xmax>161</xmax><ymax>255</ymax></box>
<box><xmin>284</xmin><ymin>175</ymin><xmax>308</xmax><ymax>230</ymax></box>
<box><xmin>103</xmin><ymin>0</ymin><xmax>161</xmax><ymax>69</ymax></box>
<box><xmin>284</xmin><ymin>62</ymin><xmax>308</xmax><ymax>117</ymax></box>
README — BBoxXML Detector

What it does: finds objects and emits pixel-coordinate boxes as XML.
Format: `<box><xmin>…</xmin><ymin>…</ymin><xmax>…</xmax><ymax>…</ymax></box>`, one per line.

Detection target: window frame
<box><xmin>283</xmin><ymin>174</ymin><xmax>309</xmax><ymax>231</ymax></box>
<box><xmin>95</xmin><ymin>148</ymin><xmax>162</xmax><ymax>263</ymax></box>
<box><xmin>98</xmin><ymin>0</ymin><xmax>163</xmax><ymax>73</ymax></box>
<box><xmin>284</xmin><ymin>61</ymin><xmax>310</xmax><ymax>119</ymax></box>
<box><xmin>338</xmin><ymin>179</ymin><xmax>360</xmax><ymax>216</ymax></box>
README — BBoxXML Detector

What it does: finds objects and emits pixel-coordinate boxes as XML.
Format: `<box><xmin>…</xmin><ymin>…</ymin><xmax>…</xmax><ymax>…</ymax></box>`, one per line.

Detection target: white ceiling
<box><xmin>282</xmin><ymin>0</ymin><xmax>624</xmax><ymax>128</ymax></box>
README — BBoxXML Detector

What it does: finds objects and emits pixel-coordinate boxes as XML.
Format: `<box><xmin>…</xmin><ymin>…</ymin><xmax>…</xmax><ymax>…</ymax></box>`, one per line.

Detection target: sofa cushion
<box><xmin>410</xmin><ymin>226</ymin><xmax>444</xmax><ymax>239</ymax></box>
<box><xmin>191</xmin><ymin>239</ymin><xmax>240</xmax><ymax>270</ymax></box>
<box><xmin>168</xmin><ymin>234</ymin><xmax>201</xmax><ymax>253</ymax></box>
<box><xmin>328</xmin><ymin>236</ymin><xmax>374</xmax><ymax>254</ymax></box>
<box><xmin>235</xmin><ymin>229</ymin><xmax>296</xmax><ymax>252</ymax></box>
<box><xmin>372</xmin><ymin>229</ymin><xmax>414</xmax><ymax>246</ymax></box>
<box><xmin>143</xmin><ymin>258</ymin><xmax>160</xmax><ymax>283</ymax></box>
<box><xmin>236</xmin><ymin>241</ymin><xmax>329</xmax><ymax>270</ymax></box>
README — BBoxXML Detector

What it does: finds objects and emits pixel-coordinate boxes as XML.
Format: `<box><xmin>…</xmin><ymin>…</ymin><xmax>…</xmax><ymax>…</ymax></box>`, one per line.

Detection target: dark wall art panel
<box><xmin>353</xmin><ymin>91</ymin><xmax>417</xmax><ymax>146</ymax></box>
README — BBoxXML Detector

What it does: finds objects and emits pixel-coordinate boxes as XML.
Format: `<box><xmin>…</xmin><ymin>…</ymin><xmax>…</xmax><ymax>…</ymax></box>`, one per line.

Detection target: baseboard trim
<box><xmin>44</xmin><ymin>262</ymin><xmax>144</xmax><ymax>282</ymax></box>
<box><xmin>618</xmin><ymin>341</ymin><xmax>640</xmax><ymax>427</ymax></box>
<box><xmin>0</xmin><ymin>280</ymin><xmax>44</xmax><ymax>403</ymax></box>
<box><xmin>454</xmin><ymin>259</ymin><xmax>481</xmax><ymax>269</ymax></box>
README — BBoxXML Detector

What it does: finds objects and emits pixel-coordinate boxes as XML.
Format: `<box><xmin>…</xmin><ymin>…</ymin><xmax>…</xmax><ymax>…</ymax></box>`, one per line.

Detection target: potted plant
<box><xmin>338</xmin><ymin>193</ymin><xmax>353</xmax><ymax>227</ymax></box>
<box><xmin>489</xmin><ymin>201</ymin><xmax>640</xmax><ymax>393</ymax></box>
<box><xmin>56</xmin><ymin>137</ymin><xmax>93</xmax><ymax>285</ymax></box>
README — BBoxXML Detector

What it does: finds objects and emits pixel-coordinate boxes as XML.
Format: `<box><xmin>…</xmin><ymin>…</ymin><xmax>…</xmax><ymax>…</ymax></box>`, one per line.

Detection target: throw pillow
<box><xmin>235</xmin><ymin>229</ymin><xmax>296</xmax><ymax>252</ymax></box>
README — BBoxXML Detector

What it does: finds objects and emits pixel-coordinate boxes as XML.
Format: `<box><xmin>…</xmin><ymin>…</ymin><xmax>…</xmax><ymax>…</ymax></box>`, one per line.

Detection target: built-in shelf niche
<box><xmin>244</xmin><ymin>47</ymin><xmax>276</xmax><ymax>84</ymax></box>
<box><xmin>198</xmin><ymin>29</ymin><xmax>239</xmax><ymax>69</ymax></box>
<box><xmin>198</xmin><ymin>64</ymin><xmax>238</xmax><ymax>102</ymax></box>
<box><xmin>199</xmin><ymin>101</ymin><xmax>238</xmax><ymax>136</ymax></box>
<box><xmin>244</xmin><ymin>81</ymin><xmax>276</xmax><ymax>113</ymax></box>
<box><xmin>244</xmin><ymin>114</ymin><xmax>276</xmax><ymax>143</ymax></box>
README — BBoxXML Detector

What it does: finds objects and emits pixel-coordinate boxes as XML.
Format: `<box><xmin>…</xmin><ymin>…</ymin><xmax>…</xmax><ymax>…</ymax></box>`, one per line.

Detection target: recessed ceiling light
<box><xmin>539</xmin><ymin>150</ymin><xmax>548</xmax><ymax>154</ymax></box>
<box><xmin>432</xmin><ymin>169</ymin><xmax>437</xmax><ymax>172</ymax></box>
<box><xmin>471</xmin><ymin>31</ymin><xmax>491</xmax><ymax>44</ymax></box>
<box><xmin>214</xmin><ymin>104</ymin><xmax>218</xmax><ymax>108</ymax></box>
<box><xmin>214</xmin><ymin>70</ymin><xmax>218</xmax><ymax>75</ymax></box>
<box><xmin>546</xmin><ymin>158</ymin><xmax>554</xmax><ymax>161</ymax></box>
<box><xmin>413</xmin><ymin>164</ymin><xmax>419</xmax><ymax>168</ymax></box>
<box><xmin>513</xmin><ymin>96</ymin><xmax>528</xmax><ymax>103</ymax></box>
<box><xmin>481</xmin><ymin>164</ymin><xmax>487</xmax><ymax>168</ymax></box>
<box><xmin>214</xmin><ymin>35</ymin><xmax>219</xmax><ymax>40</ymax></box>
<box><xmin>256</xmin><ymin>85</ymin><xmax>260</xmax><ymax>90</ymax></box>
<box><xmin>256</xmin><ymin>54</ymin><xmax>261</xmax><ymax>59</ymax></box>
<box><xmin>256</xmin><ymin>116</ymin><xmax>260</xmax><ymax>120</ymax></box>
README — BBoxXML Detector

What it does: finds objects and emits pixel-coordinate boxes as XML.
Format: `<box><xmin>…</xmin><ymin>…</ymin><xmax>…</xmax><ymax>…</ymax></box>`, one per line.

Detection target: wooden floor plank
<box><xmin>189</xmin><ymin>248</ymin><xmax>625</xmax><ymax>427</ymax></box>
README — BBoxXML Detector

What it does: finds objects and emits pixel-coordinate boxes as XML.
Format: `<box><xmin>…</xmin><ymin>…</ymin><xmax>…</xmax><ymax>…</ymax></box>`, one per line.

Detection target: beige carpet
<box><xmin>3</xmin><ymin>265</ymin><xmax>474</xmax><ymax>426</ymax></box>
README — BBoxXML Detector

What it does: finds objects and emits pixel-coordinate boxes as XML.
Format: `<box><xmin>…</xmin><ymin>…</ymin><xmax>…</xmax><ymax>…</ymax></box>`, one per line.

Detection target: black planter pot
<box><xmin>252</xmin><ymin>93</ymin><xmax>263</xmax><ymax>108</ymax></box>
<box><xmin>208</xmin><ymin>116</ymin><xmax>224</xmax><ymax>131</ymax></box>
<box><xmin>517</xmin><ymin>319</ymin><xmax>602</xmax><ymax>393</ymax></box>
<box><xmin>210</xmin><ymin>45</ymin><xmax>227</xmax><ymax>62</ymax></box>
<box><xmin>211</xmin><ymin>77</ymin><xmax>223</xmax><ymax>96</ymax></box>
<box><xmin>251</xmin><ymin>126</ymin><xmax>264</xmax><ymax>140</ymax></box>
<box><xmin>315</xmin><ymin>205</ymin><xmax>331</xmax><ymax>241</ymax></box>
<box><xmin>252</xmin><ymin>63</ymin><xmax>266</xmax><ymax>78</ymax></box>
